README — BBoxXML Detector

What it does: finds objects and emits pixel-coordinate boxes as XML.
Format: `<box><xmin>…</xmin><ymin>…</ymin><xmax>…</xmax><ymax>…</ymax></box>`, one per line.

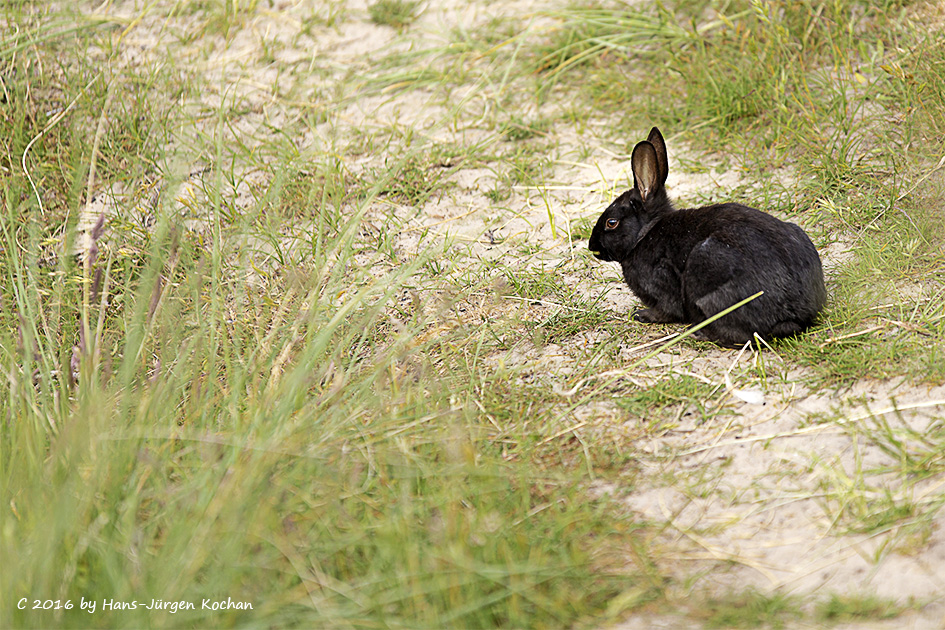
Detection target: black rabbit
<box><xmin>588</xmin><ymin>127</ymin><xmax>826</xmax><ymax>347</ymax></box>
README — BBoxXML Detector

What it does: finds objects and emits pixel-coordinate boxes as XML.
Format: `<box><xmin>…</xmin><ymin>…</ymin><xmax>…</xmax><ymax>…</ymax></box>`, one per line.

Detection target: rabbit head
<box><xmin>588</xmin><ymin>127</ymin><xmax>671</xmax><ymax>262</ymax></box>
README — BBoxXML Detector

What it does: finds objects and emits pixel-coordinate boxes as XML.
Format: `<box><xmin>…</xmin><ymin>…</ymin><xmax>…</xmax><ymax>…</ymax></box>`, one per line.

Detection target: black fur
<box><xmin>588</xmin><ymin>127</ymin><xmax>826</xmax><ymax>347</ymax></box>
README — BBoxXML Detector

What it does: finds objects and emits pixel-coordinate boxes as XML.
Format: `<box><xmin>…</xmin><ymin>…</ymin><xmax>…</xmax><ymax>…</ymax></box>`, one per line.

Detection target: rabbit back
<box><xmin>625</xmin><ymin>203</ymin><xmax>826</xmax><ymax>346</ymax></box>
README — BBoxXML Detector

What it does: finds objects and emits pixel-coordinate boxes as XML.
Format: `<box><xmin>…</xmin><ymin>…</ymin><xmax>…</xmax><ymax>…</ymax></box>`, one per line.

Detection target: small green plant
<box><xmin>378</xmin><ymin>157</ymin><xmax>448</xmax><ymax>205</ymax></box>
<box><xmin>502</xmin><ymin>116</ymin><xmax>550</xmax><ymax>142</ymax></box>
<box><xmin>816</xmin><ymin>593</ymin><xmax>906</xmax><ymax>622</ymax></box>
<box><xmin>698</xmin><ymin>588</ymin><xmax>801</xmax><ymax>629</ymax></box>
<box><xmin>368</xmin><ymin>0</ymin><xmax>421</xmax><ymax>30</ymax></box>
<box><xmin>616</xmin><ymin>375</ymin><xmax>720</xmax><ymax>423</ymax></box>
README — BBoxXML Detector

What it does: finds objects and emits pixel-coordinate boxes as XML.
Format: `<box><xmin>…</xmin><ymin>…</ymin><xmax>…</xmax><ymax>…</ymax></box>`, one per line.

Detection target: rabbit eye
<box><xmin>605</xmin><ymin>218</ymin><xmax>620</xmax><ymax>230</ymax></box>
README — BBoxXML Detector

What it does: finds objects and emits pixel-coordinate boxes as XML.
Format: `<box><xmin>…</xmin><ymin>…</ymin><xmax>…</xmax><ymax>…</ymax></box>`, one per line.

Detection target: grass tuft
<box><xmin>697</xmin><ymin>588</ymin><xmax>801</xmax><ymax>629</ymax></box>
<box><xmin>816</xmin><ymin>593</ymin><xmax>908</xmax><ymax>622</ymax></box>
<box><xmin>368</xmin><ymin>0</ymin><xmax>422</xmax><ymax>30</ymax></box>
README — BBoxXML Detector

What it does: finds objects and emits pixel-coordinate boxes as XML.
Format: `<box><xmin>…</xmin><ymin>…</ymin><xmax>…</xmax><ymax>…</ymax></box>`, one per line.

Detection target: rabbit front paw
<box><xmin>632</xmin><ymin>308</ymin><xmax>677</xmax><ymax>324</ymax></box>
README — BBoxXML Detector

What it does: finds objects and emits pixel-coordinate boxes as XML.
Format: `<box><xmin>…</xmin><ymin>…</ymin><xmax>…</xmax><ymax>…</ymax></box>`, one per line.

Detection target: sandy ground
<box><xmin>73</xmin><ymin>0</ymin><xmax>945</xmax><ymax>627</ymax></box>
<box><xmin>610</xmin><ymin>379</ymin><xmax>945</xmax><ymax>629</ymax></box>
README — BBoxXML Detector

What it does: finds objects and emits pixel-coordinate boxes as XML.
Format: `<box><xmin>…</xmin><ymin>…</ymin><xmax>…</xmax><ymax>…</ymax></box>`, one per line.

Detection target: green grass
<box><xmin>368</xmin><ymin>0</ymin><xmax>421</xmax><ymax>30</ymax></box>
<box><xmin>615</xmin><ymin>374</ymin><xmax>721</xmax><ymax>422</ymax></box>
<box><xmin>696</xmin><ymin>588</ymin><xmax>801</xmax><ymax>629</ymax></box>
<box><xmin>816</xmin><ymin>593</ymin><xmax>909</xmax><ymax>622</ymax></box>
<box><xmin>1</xmin><ymin>5</ymin><xmax>657</xmax><ymax>628</ymax></box>
<box><xmin>1</xmin><ymin>113</ymin><xmax>650</xmax><ymax>630</ymax></box>
<box><xmin>3</xmin><ymin>0</ymin><xmax>945</xmax><ymax>628</ymax></box>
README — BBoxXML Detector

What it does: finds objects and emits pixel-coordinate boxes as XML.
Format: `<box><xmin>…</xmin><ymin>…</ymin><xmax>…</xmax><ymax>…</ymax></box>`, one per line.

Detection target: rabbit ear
<box><xmin>646</xmin><ymin>127</ymin><xmax>669</xmax><ymax>186</ymax></box>
<box><xmin>631</xmin><ymin>141</ymin><xmax>662</xmax><ymax>202</ymax></box>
